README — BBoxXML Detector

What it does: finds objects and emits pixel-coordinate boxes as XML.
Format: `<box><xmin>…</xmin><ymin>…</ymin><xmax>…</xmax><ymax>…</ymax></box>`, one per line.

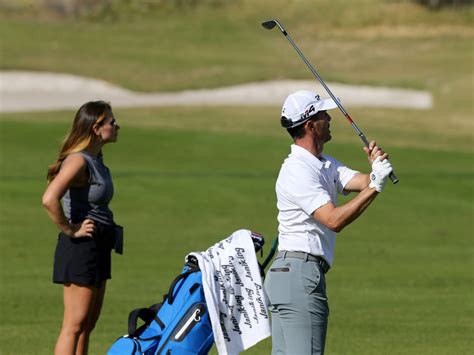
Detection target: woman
<box><xmin>42</xmin><ymin>101</ymin><xmax>121</xmax><ymax>355</ymax></box>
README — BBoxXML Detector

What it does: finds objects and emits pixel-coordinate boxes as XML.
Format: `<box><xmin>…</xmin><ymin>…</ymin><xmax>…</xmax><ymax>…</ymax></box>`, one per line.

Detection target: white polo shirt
<box><xmin>276</xmin><ymin>144</ymin><xmax>359</xmax><ymax>266</ymax></box>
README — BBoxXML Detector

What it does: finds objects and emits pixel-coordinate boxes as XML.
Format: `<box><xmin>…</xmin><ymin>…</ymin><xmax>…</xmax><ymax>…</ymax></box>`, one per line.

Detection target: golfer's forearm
<box><xmin>344</xmin><ymin>173</ymin><xmax>371</xmax><ymax>192</ymax></box>
<box><xmin>326</xmin><ymin>187</ymin><xmax>378</xmax><ymax>232</ymax></box>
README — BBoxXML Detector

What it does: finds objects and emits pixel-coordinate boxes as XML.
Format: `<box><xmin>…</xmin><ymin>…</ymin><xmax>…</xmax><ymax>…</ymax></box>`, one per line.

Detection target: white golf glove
<box><xmin>369</xmin><ymin>157</ymin><xmax>393</xmax><ymax>192</ymax></box>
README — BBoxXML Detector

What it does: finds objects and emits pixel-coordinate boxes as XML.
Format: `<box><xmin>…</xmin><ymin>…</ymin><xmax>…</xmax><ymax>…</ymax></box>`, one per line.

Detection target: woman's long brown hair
<box><xmin>46</xmin><ymin>101</ymin><xmax>112</xmax><ymax>182</ymax></box>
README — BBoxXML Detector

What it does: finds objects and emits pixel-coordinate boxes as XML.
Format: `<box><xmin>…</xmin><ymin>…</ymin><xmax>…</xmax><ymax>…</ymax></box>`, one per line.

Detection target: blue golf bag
<box><xmin>107</xmin><ymin>257</ymin><xmax>214</xmax><ymax>354</ymax></box>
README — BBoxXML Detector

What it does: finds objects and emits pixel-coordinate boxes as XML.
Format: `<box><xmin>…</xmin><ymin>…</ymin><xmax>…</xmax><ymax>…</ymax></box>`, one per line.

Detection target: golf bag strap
<box><xmin>128</xmin><ymin>304</ymin><xmax>165</xmax><ymax>336</ymax></box>
<box><xmin>167</xmin><ymin>265</ymin><xmax>200</xmax><ymax>304</ymax></box>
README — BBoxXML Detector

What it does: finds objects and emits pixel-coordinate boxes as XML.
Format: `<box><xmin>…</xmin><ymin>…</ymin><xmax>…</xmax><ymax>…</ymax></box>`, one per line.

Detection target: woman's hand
<box><xmin>70</xmin><ymin>219</ymin><xmax>96</xmax><ymax>238</ymax></box>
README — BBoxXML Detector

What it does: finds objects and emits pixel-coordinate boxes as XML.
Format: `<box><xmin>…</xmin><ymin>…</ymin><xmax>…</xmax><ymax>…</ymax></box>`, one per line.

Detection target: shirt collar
<box><xmin>290</xmin><ymin>144</ymin><xmax>325</xmax><ymax>168</ymax></box>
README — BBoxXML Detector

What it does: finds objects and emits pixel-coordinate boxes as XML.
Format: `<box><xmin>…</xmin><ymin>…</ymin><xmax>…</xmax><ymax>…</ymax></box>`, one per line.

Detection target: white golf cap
<box><xmin>281</xmin><ymin>90</ymin><xmax>338</xmax><ymax>128</ymax></box>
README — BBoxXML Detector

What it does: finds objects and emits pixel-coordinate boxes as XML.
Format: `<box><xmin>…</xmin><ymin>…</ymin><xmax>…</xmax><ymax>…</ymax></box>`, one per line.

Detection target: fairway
<box><xmin>0</xmin><ymin>106</ymin><xmax>472</xmax><ymax>354</ymax></box>
<box><xmin>1</xmin><ymin>0</ymin><xmax>473</xmax><ymax>354</ymax></box>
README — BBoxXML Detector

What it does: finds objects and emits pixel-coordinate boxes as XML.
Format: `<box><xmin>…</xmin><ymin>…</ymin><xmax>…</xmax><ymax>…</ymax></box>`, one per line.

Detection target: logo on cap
<box><xmin>300</xmin><ymin>105</ymin><xmax>316</xmax><ymax>120</ymax></box>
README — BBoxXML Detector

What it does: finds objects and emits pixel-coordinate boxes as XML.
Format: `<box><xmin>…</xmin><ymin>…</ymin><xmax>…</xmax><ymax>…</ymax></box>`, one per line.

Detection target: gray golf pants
<box><xmin>264</xmin><ymin>254</ymin><xmax>329</xmax><ymax>355</ymax></box>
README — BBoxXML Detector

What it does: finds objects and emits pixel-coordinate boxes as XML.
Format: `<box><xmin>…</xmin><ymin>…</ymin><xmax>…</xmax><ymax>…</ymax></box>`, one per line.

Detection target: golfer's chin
<box><xmin>325</xmin><ymin>134</ymin><xmax>332</xmax><ymax>143</ymax></box>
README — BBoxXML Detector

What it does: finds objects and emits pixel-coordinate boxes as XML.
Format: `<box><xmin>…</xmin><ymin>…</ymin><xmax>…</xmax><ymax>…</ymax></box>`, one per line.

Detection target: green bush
<box><xmin>0</xmin><ymin>0</ymin><xmax>240</xmax><ymax>19</ymax></box>
<box><xmin>415</xmin><ymin>0</ymin><xmax>473</xmax><ymax>9</ymax></box>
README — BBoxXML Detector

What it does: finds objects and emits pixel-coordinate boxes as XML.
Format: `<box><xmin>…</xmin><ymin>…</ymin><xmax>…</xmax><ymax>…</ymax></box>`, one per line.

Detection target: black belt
<box><xmin>276</xmin><ymin>251</ymin><xmax>331</xmax><ymax>274</ymax></box>
<box><xmin>95</xmin><ymin>222</ymin><xmax>115</xmax><ymax>236</ymax></box>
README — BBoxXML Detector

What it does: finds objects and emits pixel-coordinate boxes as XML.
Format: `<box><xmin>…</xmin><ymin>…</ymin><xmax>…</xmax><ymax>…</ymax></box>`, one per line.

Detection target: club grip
<box><xmin>389</xmin><ymin>171</ymin><xmax>399</xmax><ymax>184</ymax></box>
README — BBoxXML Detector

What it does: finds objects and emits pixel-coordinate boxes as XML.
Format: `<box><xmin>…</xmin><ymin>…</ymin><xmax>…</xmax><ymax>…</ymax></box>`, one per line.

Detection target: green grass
<box><xmin>0</xmin><ymin>107</ymin><xmax>473</xmax><ymax>354</ymax></box>
<box><xmin>0</xmin><ymin>1</ymin><xmax>473</xmax><ymax>354</ymax></box>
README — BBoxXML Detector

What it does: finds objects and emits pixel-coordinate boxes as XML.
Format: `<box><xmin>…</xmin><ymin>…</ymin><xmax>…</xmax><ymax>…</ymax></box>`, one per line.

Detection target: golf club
<box><xmin>262</xmin><ymin>18</ymin><xmax>399</xmax><ymax>184</ymax></box>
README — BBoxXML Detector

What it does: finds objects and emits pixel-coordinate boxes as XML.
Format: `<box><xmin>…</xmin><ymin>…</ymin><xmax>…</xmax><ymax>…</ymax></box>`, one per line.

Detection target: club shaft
<box><xmin>280</xmin><ymin>25</ymin><xmax>399</xmax><ymax>184</ymax></box>
<box><xmin>286</xmin><ymin>34</ymin><xmax>368</xmax><ymax>141</ymax></box>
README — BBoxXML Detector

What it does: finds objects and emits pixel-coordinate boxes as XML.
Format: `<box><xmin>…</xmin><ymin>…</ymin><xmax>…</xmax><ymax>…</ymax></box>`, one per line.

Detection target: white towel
<box><xmin>188</xmin><ymin>229</ymin><xmax>271</xmax><ymax>355</ymax></box>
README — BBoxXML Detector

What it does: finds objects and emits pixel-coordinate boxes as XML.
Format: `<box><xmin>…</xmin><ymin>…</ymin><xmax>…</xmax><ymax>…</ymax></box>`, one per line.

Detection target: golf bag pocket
<box><xmin>156</xmin><ymin>301</ymin><xmax>213</xmax><ymax>354</ymax></box>
<box><xmin>107</xmin><ymin>258</ymin><xmax>214</xmax><ymax>355</ymax></box>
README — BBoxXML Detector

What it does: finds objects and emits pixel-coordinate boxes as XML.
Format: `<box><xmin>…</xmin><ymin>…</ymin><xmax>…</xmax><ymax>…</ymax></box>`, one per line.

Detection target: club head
<box><xmin>261</xmin><ymin>19</ymin><xmax>287</xmax><ymax>35</ymax></box>
<box><xmin>261</xmin><ymin>20</ymin><xmax>277</xmax><ymax>30</ymax></box>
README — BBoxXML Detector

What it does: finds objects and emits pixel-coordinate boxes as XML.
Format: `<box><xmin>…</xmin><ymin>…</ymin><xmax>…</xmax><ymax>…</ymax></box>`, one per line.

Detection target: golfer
<box><xmin>264</xmin><ymin>90</ymin><xmax>393</xmax><ymax>354</ymax></box>
<box><xmin>42</xmin><ymin>101</ymin><xmax>121</xmax><ymax>355</ymax></box>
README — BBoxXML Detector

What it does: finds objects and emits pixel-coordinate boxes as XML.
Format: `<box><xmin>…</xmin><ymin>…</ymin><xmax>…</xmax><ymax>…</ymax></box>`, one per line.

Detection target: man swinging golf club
<box><xmin>263</xmin><ymin>90</ymin><xmax>393</xmax><ymax>354</ymax></box>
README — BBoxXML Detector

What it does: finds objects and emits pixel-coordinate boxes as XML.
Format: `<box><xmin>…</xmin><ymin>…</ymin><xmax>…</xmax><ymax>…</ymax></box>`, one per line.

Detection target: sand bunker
<box><xmin>0</xmin><ymin>71</ymin><xmax>432</xmax><ymax>113</ymax></box>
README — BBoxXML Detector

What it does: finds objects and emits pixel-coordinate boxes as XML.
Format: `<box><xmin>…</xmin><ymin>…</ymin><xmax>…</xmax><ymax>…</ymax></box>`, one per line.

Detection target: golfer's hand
<box><xmin>369</xmin><ymin>157</ymin><xmax>393</xmax><ymax>192</ymax></box>
<box><xmin>70</xmin><ymin>219</ymin><xmax>96</xmax><ymax>238</ymax></box>
<box><xmin>364</xmin><ymin>141</ymin><xmax>388</xmax><ymax>164</ymax></box>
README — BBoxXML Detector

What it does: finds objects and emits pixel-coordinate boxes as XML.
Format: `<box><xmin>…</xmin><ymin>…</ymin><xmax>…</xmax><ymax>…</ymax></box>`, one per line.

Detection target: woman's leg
<box><xmin>54</xmin><ymin>283</ymin><xmax>96</xmax><ymax>355</ymax></box>
<box><xmin>76</xmin><ymin>281</ymin><xmax>107</xmax><ymax>355</ymax></box>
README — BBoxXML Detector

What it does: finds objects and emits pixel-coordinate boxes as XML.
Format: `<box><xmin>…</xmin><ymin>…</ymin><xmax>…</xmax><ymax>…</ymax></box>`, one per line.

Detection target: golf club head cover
<box><xmin>250</xmin><ymin>231</ymin><xmax>265</xmax><ymax>254</ymax></box>
<box><xmin>369</xmin><ymin>157</ymin><xmax>393</xmax><ymax>192</ymax></box>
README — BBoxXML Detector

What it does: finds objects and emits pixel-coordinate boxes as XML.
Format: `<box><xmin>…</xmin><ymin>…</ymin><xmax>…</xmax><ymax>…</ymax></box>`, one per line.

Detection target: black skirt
<box><xmin>53</xmin><ymin>224</ymin><xmax>115</xmax><ymax>288</ymax></box>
